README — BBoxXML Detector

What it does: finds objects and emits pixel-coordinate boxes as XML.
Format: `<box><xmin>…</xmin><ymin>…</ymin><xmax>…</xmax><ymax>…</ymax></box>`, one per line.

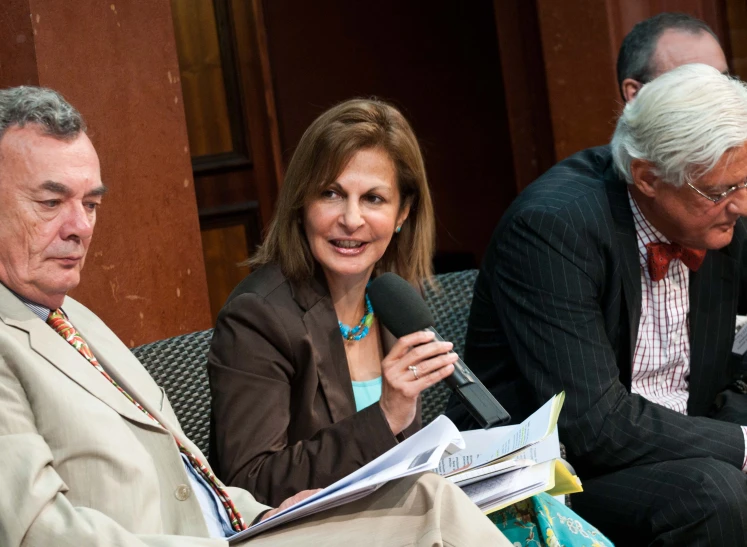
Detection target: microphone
<box><xmin>368</xmin><ymin>272</ymin><xmax>511</xmax><ymax>429</ymax></box>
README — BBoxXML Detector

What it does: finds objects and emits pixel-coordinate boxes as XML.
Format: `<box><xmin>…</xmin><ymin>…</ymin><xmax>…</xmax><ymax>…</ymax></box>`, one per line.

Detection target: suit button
<box><xmin>174</xmin><ymin>484</ymin><xmax>191</xmax><ymax>501</ymax></box>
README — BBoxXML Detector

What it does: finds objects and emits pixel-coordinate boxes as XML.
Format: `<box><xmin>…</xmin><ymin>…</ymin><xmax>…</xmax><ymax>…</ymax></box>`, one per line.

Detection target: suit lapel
<box><xmin>65</xmin><ymin>300</ymin><xmax>181</xmax><ymax>434</ymax></box>
<box><xmin>605</xmin><ymin>172</ymin><xmax>641</xmax><ymax>365</ymax></box>
<box><xmin>688</xmin><ymin>244</ymin><xmax>738</xmax><ymax>414</ymax></box>
<box><xmin>290</xmin><ymin>271</ymin><xmax>357</xmax><ymax>423</ymax></box>
<box><xmin>0</xmin><ymin>285</ymin><xmax>162</xmax><ymax>431</ymax></box>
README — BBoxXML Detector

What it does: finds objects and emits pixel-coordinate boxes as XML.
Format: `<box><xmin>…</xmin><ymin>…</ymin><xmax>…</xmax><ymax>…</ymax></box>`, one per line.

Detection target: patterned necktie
<box><xmin>645</xmin><ymin>241</ymin><xmax>707</xmax><ymax>282</ymax></box>
<box><xmin>47</xmin><ymin>309</ymin><xmax>247</xmax><ymax>532</ymax></box>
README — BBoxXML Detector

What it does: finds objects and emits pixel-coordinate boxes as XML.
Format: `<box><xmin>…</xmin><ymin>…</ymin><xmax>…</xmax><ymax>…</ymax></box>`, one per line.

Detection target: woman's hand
<box><xmin>259</xmin><ymin>489</ymin><xmax>323</xmax><ymax>522</ymax></box>
<box><xmin>379</xmin><ymin>330</ymin><xmax>457</xmax><ymax>435</ymax></box>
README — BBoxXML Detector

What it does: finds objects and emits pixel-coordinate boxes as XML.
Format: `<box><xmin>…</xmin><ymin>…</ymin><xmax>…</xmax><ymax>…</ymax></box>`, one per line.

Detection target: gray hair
<box><xmin>0</xmin><ymin>86</ymin><xmax>85</xmax><ymax>143</ymax></box>
<box><xmin>611</xmin><ymin>63</ymin><xmax>747</xmax><ymax>187</ymax></box>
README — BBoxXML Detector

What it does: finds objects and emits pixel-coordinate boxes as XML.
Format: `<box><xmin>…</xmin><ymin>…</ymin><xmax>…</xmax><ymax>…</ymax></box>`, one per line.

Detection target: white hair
<box><xmin>611</xmin><ymin>63</ymin><xmax>747</xmax><ymax>187</ymax></box>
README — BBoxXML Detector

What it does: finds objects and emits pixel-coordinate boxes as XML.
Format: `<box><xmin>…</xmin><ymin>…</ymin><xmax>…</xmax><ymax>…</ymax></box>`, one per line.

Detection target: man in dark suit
<box><xmin>447</xmin><ymin>64</ymin><xmax>747</xmax><ymax>546</ymax></box>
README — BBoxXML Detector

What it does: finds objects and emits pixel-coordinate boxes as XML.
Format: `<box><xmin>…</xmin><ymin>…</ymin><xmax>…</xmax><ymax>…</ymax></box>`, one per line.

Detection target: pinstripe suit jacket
<box><xmin>448</xmin><ymin>146</ymin><xmax>747</xmax><ymax>477</ymax></box>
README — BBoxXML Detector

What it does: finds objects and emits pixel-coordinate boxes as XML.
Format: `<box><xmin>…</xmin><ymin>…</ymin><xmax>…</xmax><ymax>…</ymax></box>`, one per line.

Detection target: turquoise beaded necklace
<box><xmin>338</xmin><ymin>292</ymin><xmax>374</xmax><ymax>341</ymax></box>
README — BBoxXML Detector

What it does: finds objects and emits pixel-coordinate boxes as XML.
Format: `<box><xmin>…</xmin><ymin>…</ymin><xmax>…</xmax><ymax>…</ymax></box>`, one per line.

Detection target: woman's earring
<box><xmin>395</xmin><ymin>225</ymin><xmax>402</xmax><ymax>234</ymax></box>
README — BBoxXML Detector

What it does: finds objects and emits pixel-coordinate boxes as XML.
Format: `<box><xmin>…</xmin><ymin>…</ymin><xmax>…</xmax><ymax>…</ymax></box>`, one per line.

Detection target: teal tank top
<box><xmin>351</xmin><ymin>376</ymin><xmax>382</xmax><ymax>411</ymax></box>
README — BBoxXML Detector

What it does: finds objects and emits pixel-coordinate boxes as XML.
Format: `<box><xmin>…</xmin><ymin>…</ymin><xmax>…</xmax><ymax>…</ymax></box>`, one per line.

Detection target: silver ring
<box><xmin>408</xmin><ymin>365</ymin><xmax>419</xmax><ymax>380</ymax></box>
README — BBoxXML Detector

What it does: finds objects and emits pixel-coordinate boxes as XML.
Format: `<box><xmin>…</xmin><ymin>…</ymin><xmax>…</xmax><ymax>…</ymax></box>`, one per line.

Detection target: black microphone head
<box><xmin>368</xmin><ymin>272</ymin><xmax>434</xmax><ymax>337</ymax></box>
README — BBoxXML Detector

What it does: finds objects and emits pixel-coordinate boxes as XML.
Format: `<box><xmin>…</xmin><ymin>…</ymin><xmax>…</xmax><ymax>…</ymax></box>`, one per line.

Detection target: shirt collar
<box><xmin>628</xmin><ymin>189</ymin><xmax>670</xmax><ymax>268</ymax></box>
<box><xmin>1</xmin><ymin>283</ymin><xmax>53</xmax><ymax>322</ymax></box>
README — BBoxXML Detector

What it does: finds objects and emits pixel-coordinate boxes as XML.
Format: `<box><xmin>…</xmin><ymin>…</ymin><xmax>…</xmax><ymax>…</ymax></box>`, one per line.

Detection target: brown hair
<box><xmin>249</xmin><ymin>97</ymin><xmax>435</xmax><ymax>286</ymax></box>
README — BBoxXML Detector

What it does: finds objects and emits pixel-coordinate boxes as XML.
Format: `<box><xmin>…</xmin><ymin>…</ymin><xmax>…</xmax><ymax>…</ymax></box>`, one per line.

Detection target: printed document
<box><xmin>229</xmin><ymin>415</ymin><xmax>463</xmax><ymax>543</ymax></box>
<box><xmin>438</xmin><ymin>393</ymin><xmax>564</xmax><ymax>476</ymax></box>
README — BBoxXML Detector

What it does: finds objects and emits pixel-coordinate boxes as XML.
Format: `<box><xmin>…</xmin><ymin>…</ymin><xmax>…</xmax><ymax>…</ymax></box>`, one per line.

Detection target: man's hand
<box><xmin>259</xmin><ymin>489</ymin><xmax>322</xmax><ymax>522</ymax></box>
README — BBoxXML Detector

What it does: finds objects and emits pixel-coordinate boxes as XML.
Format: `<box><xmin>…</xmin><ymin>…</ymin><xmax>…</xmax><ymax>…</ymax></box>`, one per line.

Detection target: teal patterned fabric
<box><xmin>489</xmin><ymin>493</ymin><xmax>614</xmax><ymax>546</ymax></box>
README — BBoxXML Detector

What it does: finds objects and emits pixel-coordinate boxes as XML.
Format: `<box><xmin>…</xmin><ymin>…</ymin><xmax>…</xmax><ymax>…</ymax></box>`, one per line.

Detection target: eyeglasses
<box><xmin>687</xmin><ymin>179</ymin><xmax>747</xmax><ymax>203</ymax></box>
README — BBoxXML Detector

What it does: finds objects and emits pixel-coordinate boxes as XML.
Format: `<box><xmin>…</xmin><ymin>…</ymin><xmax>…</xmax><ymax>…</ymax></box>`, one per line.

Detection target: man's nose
<box><xmin>727</xmin><ymin>189</ymin><xmax>747</xmax><ymax>216</ymax></box>
<box><xmin>61</xmin><ymin>204</ymin><xmax>94</xmax><ymax>240</ymax></box>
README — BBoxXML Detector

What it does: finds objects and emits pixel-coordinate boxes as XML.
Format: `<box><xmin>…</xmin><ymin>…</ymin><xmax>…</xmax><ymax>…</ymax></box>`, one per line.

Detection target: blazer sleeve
<box><xmin>493</xmin><ymin>207</ymin><xmax>745</xmax><ymax>473</ymax></box>
<box><xmin>0</xmin><ymin>348</ymin><xmax>226</xmax><ymax>547</ymax></box>
<box><xmin>208</xmin><ymin>292</ymin><xmax>402</xmax><ymax>507</ymax></box>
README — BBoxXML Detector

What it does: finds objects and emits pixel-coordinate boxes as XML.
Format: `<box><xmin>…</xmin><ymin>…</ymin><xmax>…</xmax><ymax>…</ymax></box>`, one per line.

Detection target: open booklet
<box><xmin>438</xmin><ymin>392</ymin><xmax>565</xmax><ymax>477</ymax></box>
<box><xmin>445</xmin><ymin>427</ymin><xmax>561</xmax><ymax>486</ymax></box>
<box><xmin>229</xmin><ymin>414</ymin><xmax>465</xmax><ymax>543</ymax></box>
<box><xmin>452</xmin><ymin>427</ymin><xmax>582</xmax><ymax>513</ymax></box>
<box><xmin>229</xmin><ymin>393</ymin><xmax>571</xmax><ymax>543</ymax></box>
<box><xmin>436</xmin><ymin>393</ymin><xmax>581</xmax><ymax>513</ymax></box>
<box><xmin>459</xmin><ymin>457</ymin><xmax>581</xmax><ymax>513</ymax></box>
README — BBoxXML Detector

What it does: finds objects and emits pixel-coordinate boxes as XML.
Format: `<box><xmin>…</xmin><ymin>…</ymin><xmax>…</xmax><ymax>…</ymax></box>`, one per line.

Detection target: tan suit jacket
<box><xmin>0</xmin><ymin>283</ymin><xmax>267</xmax><ymax>546</ymax></box>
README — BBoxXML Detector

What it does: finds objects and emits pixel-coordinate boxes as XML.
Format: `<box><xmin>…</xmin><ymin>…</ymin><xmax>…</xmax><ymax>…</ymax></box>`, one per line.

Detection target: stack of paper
<box><xmin>437</xmin><ymin>393</ymin><xmax>582</xmax><ymax>513</ymax></box>
<box><xmin>228</xmin><ymin>393</ymin><xmax>580</xmax><ymax>543</ymax></box>
<box><xmin>229</xmin><ymin>414</ymin><xmax>465</xmax><ymax>543</ymax></box>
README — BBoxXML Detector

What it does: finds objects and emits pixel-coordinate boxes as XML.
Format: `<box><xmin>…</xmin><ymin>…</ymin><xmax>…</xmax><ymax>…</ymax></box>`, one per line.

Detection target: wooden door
<box><xmin>171</xmin><ymin>0</ymin><xmax>282</xmax><ymax>322</ymax></box>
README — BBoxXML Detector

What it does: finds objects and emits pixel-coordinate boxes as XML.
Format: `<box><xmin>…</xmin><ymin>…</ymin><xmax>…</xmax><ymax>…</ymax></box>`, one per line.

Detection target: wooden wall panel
<box><xmin>172</xmin><ymin>0</ymin><xmax>234</xmax><ymax>157</ymax></box>
<box><xmin>725</xmin><ymin>0</ymin><xmax>747</xmax><ymax>78</ymax></box>
<box><xmin>0</xmin><ymin>0</ymin><xmax>212</xmax><ymax>346</ymax></box>
<box><xmin>607</xmin><ymin>0</ymin><xmax>729</xmax><ymax>49</ymax></box>
<box><xmin>201</xmin><ymin>224</ymin><xmax>251</xmax><ymax>321</ymax></box>
<box><xmin>0</xmin><ymin>0</ymin><xmax>39</xmax><ymax>86</ymax></box>
<box><xmin>493</xmin><ymin>0</ymin><xmax>556</xmax><ymax>192</ymax></box>
<box><xmin>534</xmin><ymin>0</ymin><xmax>621</xmax><ymax>160</ymax></box>
<box><xmin>169</xmin><ymin>0</ymin><xmax>282</xmax><ymax>321</ymax></box>
<box><xmin>532</xmin><ymin>0</ymin><xmax>731</xmax><ymax>162</ymax></box>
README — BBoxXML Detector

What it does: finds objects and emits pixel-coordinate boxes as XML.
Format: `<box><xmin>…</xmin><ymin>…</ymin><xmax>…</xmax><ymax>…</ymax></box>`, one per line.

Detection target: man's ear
<box><xmin>631</xmin><ymin>159</ymin><xmax>659</xmax><ymax>198</ymax></box>
<box><xmin>621</xmin><ymin>78</ymin><xmax>643</xmax><ymax>103</ymax></box>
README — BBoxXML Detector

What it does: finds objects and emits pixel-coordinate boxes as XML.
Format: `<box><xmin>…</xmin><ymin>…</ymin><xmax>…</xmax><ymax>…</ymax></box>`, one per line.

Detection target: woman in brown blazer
<box><xmin>207</xmin><ymin>98</ymin><xmax>455</xmax><ymax>507</ymax></box>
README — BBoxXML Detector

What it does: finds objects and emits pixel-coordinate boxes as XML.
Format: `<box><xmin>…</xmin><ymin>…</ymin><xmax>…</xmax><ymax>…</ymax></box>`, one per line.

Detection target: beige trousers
<box><xmin>244</xmin><ymin>472</ymin><xmax>511</xmax><ymax>547</ymax></box>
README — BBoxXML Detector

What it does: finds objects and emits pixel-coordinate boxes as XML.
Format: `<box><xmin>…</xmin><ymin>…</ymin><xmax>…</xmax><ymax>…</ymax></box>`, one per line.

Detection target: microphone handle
<box><xmin>426</xmin><ymin>327</ymin><xmax>511</xmax><ymax>429</ymax></box>
<box><xmin>426</xmin><ymin>327</ymin><xmax>477</xmax><ymax>387</ymax></box>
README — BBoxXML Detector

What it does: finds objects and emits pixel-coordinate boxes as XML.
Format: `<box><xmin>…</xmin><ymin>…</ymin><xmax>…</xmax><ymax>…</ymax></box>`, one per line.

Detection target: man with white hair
<box><xmin>0</xmin><ymin>85</ymin><xmax>510</xmax><ymax>546</ymax></box>
<box><xmin>448</xmin><ymin>64</ymin><xmax>747</xmax><ymax>546</ymax></box>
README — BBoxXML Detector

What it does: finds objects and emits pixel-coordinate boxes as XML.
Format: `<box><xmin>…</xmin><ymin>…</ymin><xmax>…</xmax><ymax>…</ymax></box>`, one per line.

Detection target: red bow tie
<box><xmin>645</xmin><ymin>242</ymin><xmax>707</xmax><ymax>282</ymax></box>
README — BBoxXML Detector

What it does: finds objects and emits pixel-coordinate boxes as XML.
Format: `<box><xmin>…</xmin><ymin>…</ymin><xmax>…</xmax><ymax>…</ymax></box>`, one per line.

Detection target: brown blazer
<box><xmin>207</xmin><ymin>264</ymin><xmax>420</xmax><ymax>506</ymax></box>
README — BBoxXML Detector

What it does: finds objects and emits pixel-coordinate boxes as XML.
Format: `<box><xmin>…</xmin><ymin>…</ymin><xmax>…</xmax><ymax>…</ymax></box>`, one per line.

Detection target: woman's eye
<box><xmin>365</xmin><ymin>194</ymin><xmax>384</xmax><ymax>204</ymax></box>
<box><xmin>321</xmin><ymin>189</ymin><xmax>339</xmax><ymax>199</ymax></box>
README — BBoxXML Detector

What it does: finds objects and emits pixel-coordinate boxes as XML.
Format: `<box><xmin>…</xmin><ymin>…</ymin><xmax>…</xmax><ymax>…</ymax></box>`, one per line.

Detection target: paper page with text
<box><xmin>461</xmin><ymin>460</ymin><xmax>556</xmax><ymax>513</ymax></box>
<box><xmin>437</xmin><ymin>424</ymin><xmax>517</xmax><ymax>476</ymax></box>
<box><xmin>446</xmin><ymin>459</ymin><xmax>533</xmax><ymax>486</ymax></box>
<box><xmin>510</xmin><ymin>426</ymin><xmax>561</xmax><ymax>465</ymax></box>
<box><xmin>229</xmin><ymin>415</ymin><xmax>463</xmax><ymax>543</ymax></box>
<box><xmin>734</xmin><ymin>319</ymin><xmax>747</xmax><ymax>355</ymax></box>
<box><xmin>438</xmin><ymin>393</ymin><xmax>564</xmax><ymax>476</ymax></box>
<box><xmin>445</xmin><ymin>427</ymin><xmax>561</xmax><ymax>485</ymax></box>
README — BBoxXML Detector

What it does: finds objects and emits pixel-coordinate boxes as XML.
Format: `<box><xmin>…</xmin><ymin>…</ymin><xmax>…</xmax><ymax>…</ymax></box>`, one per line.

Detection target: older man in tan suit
<box><xmin>0</xmin><ymin>86</ymin><xmax>509</xmax><ymax>547</ymax></box>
